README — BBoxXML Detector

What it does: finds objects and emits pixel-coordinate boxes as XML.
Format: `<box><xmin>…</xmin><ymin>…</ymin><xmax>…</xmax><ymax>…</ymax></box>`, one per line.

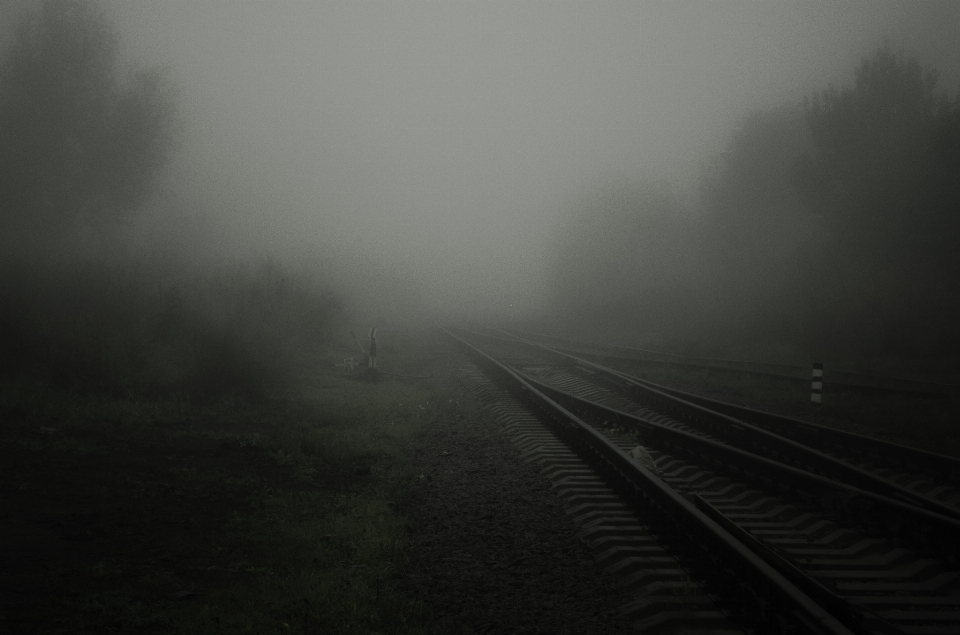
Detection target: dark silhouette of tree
<box><xmin>550</xmin><ymin>45</ymin><xmax>960</xmax><ymax>359</ymax></box>
<box><xmin>799</xmin><ymin>45</ymin><xmax>959</xmax><ymax>270</ymax></box>
<box><xmin>0</xmin><ymin>0</ymin><xmax>178</xmax><ymax>240</ymax></box>
<box><xmin>703</xmin><ymin>107</ymin><xmax>811</xmax><ymax>228</ymax></box>
<box><xmin>797</xmin><ymin>44</ymin><xmax>960</xmax><ymax>356</ymax></box>
<box><xmin>695</xmin><ymin>107</ymin><xmax>814</xmax><ymax>352</ymax></box>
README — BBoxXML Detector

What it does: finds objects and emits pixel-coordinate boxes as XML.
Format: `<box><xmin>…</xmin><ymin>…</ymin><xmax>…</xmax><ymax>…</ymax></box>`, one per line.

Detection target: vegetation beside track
<box><xmin>0</xmin><ymin>329</ymin><xmax>449</xmax><ymax>634</ymax></box>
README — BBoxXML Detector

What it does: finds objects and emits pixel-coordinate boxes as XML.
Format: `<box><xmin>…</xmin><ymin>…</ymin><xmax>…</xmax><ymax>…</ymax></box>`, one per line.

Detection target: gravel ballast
<box><xmin>400</xmin><ymin>360</ymin><xmax>637</xmax><ymax>635</ymax></box>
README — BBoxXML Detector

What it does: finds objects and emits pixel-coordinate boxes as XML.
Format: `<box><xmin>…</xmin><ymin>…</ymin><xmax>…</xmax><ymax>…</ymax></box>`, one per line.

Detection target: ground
<box><xmin>0</xmin><ymin>327</ymin><xmax>447</xmax><ymax>634</ymax></box>
<box><xmin>3</xmin><ymin>327</ymin><xmax>955</xmax><ymax>634</ymax></box>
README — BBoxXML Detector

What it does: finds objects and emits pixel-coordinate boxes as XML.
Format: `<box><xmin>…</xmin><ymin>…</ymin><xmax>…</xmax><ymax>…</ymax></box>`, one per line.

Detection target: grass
<box><xmin>0</xmin><ymin>328</ymin><xmax>451</xmax><ymax>634</ymax></box>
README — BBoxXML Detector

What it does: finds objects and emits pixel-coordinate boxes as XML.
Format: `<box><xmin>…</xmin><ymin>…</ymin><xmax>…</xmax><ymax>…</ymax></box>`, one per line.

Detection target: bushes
<box><xmin>549</xmin><ymin>47</ymin><xmax>960</xmax><ymax>363</ymax></box>
<box><xmin>0</xmin><ymin>253</ymin><xmax>339</xmax><ymax>401</ymax></box>
<box><xmin>0</xmin><ymin>1</ymin><xmax>340</xmax><ymax>401</ymax></box>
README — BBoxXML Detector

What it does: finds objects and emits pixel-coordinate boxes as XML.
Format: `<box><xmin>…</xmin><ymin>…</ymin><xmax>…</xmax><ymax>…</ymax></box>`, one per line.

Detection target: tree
<box><xmin>0</xmin><ymin>0</ymin><xmax>178</xmax><ymax>240</ymax></box>
<box><xmin>694</xmin><ymin>107</ymin><xmax>816</xmax><ymax>352</ymax></box>
<box><xmin>796</xmin><ymin>44</ymin><xmax>960</xmax><ymax>357</ymax></box>
<box><xmin>798</xmin><ymin>44</ymin><xmax>959</xmax><ymax>270</ymax></box>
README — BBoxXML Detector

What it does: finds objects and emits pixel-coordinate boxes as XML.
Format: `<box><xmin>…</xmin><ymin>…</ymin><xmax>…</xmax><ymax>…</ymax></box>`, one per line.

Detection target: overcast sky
<box><xmin>15</xmin><ymin>0</ymin><xmax>960</xmax><ymax>318</ymax></box>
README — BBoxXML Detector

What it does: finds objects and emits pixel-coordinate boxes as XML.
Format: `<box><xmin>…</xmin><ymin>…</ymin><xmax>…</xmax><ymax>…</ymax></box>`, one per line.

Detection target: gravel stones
<box><xmin>401</xmin><ymin>364</ymin><xmax>636</xmax><ymax>634</ymax></box>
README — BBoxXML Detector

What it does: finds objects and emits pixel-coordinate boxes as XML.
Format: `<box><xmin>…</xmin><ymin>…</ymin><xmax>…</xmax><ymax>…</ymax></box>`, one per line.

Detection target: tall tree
<box><xmin>0</xmin><ymin>0</ymin><xmax>178</xmax><ymax>240</ymax></box>
<box><xmin>796</xmin><ymin>44</ymin><xmax>960</xmax><ymax>356</ymax></box>
<box><xmin>695</xmin><ymin>107</ymin><xmax>815</xmax><ymax>351</ymax></box>
<box><xmin>798</xmin><ymin>44</ymin><xmax>959</xmax><ymax>271</ymax></box>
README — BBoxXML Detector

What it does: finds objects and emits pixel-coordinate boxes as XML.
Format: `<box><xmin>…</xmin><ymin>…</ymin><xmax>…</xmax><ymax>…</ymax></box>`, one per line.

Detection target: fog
<box><xmin>38</xmin><ymin>1</ymin><xmax>933</xmax><ymax>322</ymax></box>
<box><xmin>7</xmin><ymin>6</ymin><xmax>960</xmax><ymax>629</ymax></box>
<box><xmin>3</xmin><ymin>0</ymin><xmax>959</xmax><ymax>340</ymax></box>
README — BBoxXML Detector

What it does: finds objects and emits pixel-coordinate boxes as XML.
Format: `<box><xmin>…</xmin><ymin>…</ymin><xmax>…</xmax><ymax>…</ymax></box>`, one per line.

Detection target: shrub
<box><xmin>0</xmin><ymin>254</ymin><xmax>339</xmax><ymax>401</ymax></box>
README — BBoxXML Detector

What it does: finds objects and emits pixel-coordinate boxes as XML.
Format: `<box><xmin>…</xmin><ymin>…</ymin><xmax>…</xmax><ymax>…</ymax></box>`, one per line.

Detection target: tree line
<box><xmin>0</xmin><ymin>1</ymin><xmax>339</xmax><ymax>399</ymax></box>
<box><xmin>0</xmin><ymin>0</ymin><xmax>177</xmax><ymax>245</ymax></box>
<box><xmin>552</xmin><ymin>45</ymin><xmax>960</xmax><ymax>363</ymax></box>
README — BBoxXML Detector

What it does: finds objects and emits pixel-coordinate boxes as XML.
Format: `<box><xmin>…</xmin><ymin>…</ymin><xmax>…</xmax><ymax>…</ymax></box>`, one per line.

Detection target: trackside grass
<box><xmin>0</xmin><ymin>330</ymin><xmax>451</xmax><ymax>634</ymax></box>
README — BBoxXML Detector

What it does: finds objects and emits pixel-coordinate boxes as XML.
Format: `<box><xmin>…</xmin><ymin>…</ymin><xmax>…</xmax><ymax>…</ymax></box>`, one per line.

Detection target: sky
<box><xmin>6</xmin><ymin>0</ymin><xmax>959</xmax><ymax>320</ymax></box>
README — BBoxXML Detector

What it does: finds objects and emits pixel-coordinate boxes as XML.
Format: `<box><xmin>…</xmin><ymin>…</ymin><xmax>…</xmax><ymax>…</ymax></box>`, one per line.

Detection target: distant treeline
<box><xmin>0</xmin><ymin>0</ymin><xmax>178</xmax><ymax>242</ymax></box>
<box><xmin>0</xmin><ymin>255</ymin><xmax>340</xmax><ymax>399</ymax></box>
<box><xmin>551</xmin><ymin>45</ymin><xmax>960</xmax><ymax>363</ymax></box>
<box><xmin>0</xmin><ymin>1</ymin><xmax>339</xmax><ymax>399</ymax></box>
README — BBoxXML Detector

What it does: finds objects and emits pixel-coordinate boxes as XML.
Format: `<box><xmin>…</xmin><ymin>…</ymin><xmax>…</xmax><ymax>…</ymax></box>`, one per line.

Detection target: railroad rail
<box><xmin>492</xmin><ymin>328</ymin><xmax>960</xmax><ymax>521</ymax></box>
<box><xmin>502</xmin><ymin>327</ymin><xmax>960</xmax><ymax>397</ymax></box>
<box><xmin>446</xmin><ymin>327</ymin><xmax>960</xmax><ymax>635</ymax></box>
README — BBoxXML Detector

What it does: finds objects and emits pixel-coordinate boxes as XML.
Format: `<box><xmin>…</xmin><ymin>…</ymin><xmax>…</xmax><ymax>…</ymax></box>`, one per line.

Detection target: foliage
<box><xmin>695</xmin><ymin>107</ymin><xmax>815</xmax><ymax>351</ymax></box>
<box><xmin>796</xmin><ymin>45</ymin><xmax>960</xmax><ymax>356</ymax></box>
<box><xmin>701</xmin><ymin>107</ymin><xmax>812</xmax><ymax>229</ymax></box>
<box><xmin>799</xmin><ymin>45</ymin><xmax>959</xmax><ymax>263</ymax></box>
<box><xmin>551</xmin><ymin>45</ymin><xmax>960</xmax><ymax>361</ymax></box>
<box><xmin>0</xmin><ymin>0</ymin><xmax>178</xmax><ymax>240</ymax></box>
<box><xmin>0</xmin><ymin>254</ymin><xmax>340</xmax><ymax>400</ymax></box>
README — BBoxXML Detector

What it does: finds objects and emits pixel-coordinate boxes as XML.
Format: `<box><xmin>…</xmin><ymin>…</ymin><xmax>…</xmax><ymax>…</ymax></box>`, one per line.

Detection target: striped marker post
<box><xmin>811</xmin><ymin>362</ymin><xmax>823</xmax><ymax>407</ymax></box>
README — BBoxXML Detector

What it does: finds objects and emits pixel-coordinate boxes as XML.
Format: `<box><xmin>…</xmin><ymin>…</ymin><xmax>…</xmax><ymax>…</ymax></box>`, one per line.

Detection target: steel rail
<box><xmin>585</xmin><ymin>361</ymin><xmax>960</xmax><ymax>485</ymax></box>
<box><xmin>444</xmin><ymin>327</ymin><xmax>859</xmax><ymax>635</ymax></box>
<box><xmin>501</xmin><ymin>327</ymin><xmax>960</xmax><ymax>396</ymax></box>
<box><xmin>453</xmin><ymin>328</ymin><xmax>960</xmax><ymax>549</ymax></box>
<box><xmin>505</xmin><ymin>367</ymin><xmax>960</xmax><ymax>635</ymax></box>
<box><xmin>452</xmin><ymin>328</ymin><xmax>960</xmax><ymax>635</ymax></box>
<box><xmin>492</xmin><ymin>329</ymin><xmax>960</xmax><ymax>521</ymax></box>
<box><xmin>514</xmin><ymin>366</ymin><xmax>960</xmax><ymax>552</ymax></box>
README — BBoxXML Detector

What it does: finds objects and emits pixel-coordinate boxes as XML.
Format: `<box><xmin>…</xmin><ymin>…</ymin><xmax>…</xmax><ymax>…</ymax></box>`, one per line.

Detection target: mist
<box><xmin>25</xmin><ymin>1</ymin><xmax>928</xmax><ymax>325</ymax></box>
<box><xmin>4</xmin><ymin>3</ymin><xmax>960</xmax><ymax>629</ymax></box>
<box><xmin>3</xmin><ymin>0</ymin><xmax>960</xmax><ymax>349</ymax></box>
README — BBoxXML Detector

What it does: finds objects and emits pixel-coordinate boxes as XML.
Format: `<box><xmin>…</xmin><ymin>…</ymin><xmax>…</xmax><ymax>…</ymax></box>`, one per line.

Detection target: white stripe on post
<box><xmin>811</xmin><ymin>362</ymin><xmax>823</xmax><ymax>406</ymax></box>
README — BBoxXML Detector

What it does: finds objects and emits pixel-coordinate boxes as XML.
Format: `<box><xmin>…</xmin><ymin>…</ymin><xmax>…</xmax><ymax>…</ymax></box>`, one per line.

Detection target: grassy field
<box><xmin>592</xmin><ymin>356</ymin><xmax>960</xmax><ymax>459</ymax></box>
<box><xmin>0</xmin><ymin>328</ymin><xmax>452</xmax><ymax>634</ymax></box>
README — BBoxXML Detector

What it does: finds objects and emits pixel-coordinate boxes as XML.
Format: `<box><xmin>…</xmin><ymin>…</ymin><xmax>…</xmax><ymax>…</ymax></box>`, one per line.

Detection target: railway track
<box><xmin>445</xmin><ymin>327</ymin><xmax>960</xmax><ymax>635</ymax></box>
<box><xmin>455</xmin><ymin>365</ymin><xmax>747</xmax><ymax>634</ymax></box>
<box><xmin>492</xmin><ymin>328</ymin><xmax>960</xmax><ymax>521</ymax></box>
<box><xmin>501</xmin><ymin>328</ymin><xmax>960</xmax><ymax>397</ymax></box>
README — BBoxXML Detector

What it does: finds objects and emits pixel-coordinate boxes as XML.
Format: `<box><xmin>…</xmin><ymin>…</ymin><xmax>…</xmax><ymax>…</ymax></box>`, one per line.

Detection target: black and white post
<box><xmin>811</xmin><ymin>362</ymin><xmax>823</xmax><ymax>408</ymax></box>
